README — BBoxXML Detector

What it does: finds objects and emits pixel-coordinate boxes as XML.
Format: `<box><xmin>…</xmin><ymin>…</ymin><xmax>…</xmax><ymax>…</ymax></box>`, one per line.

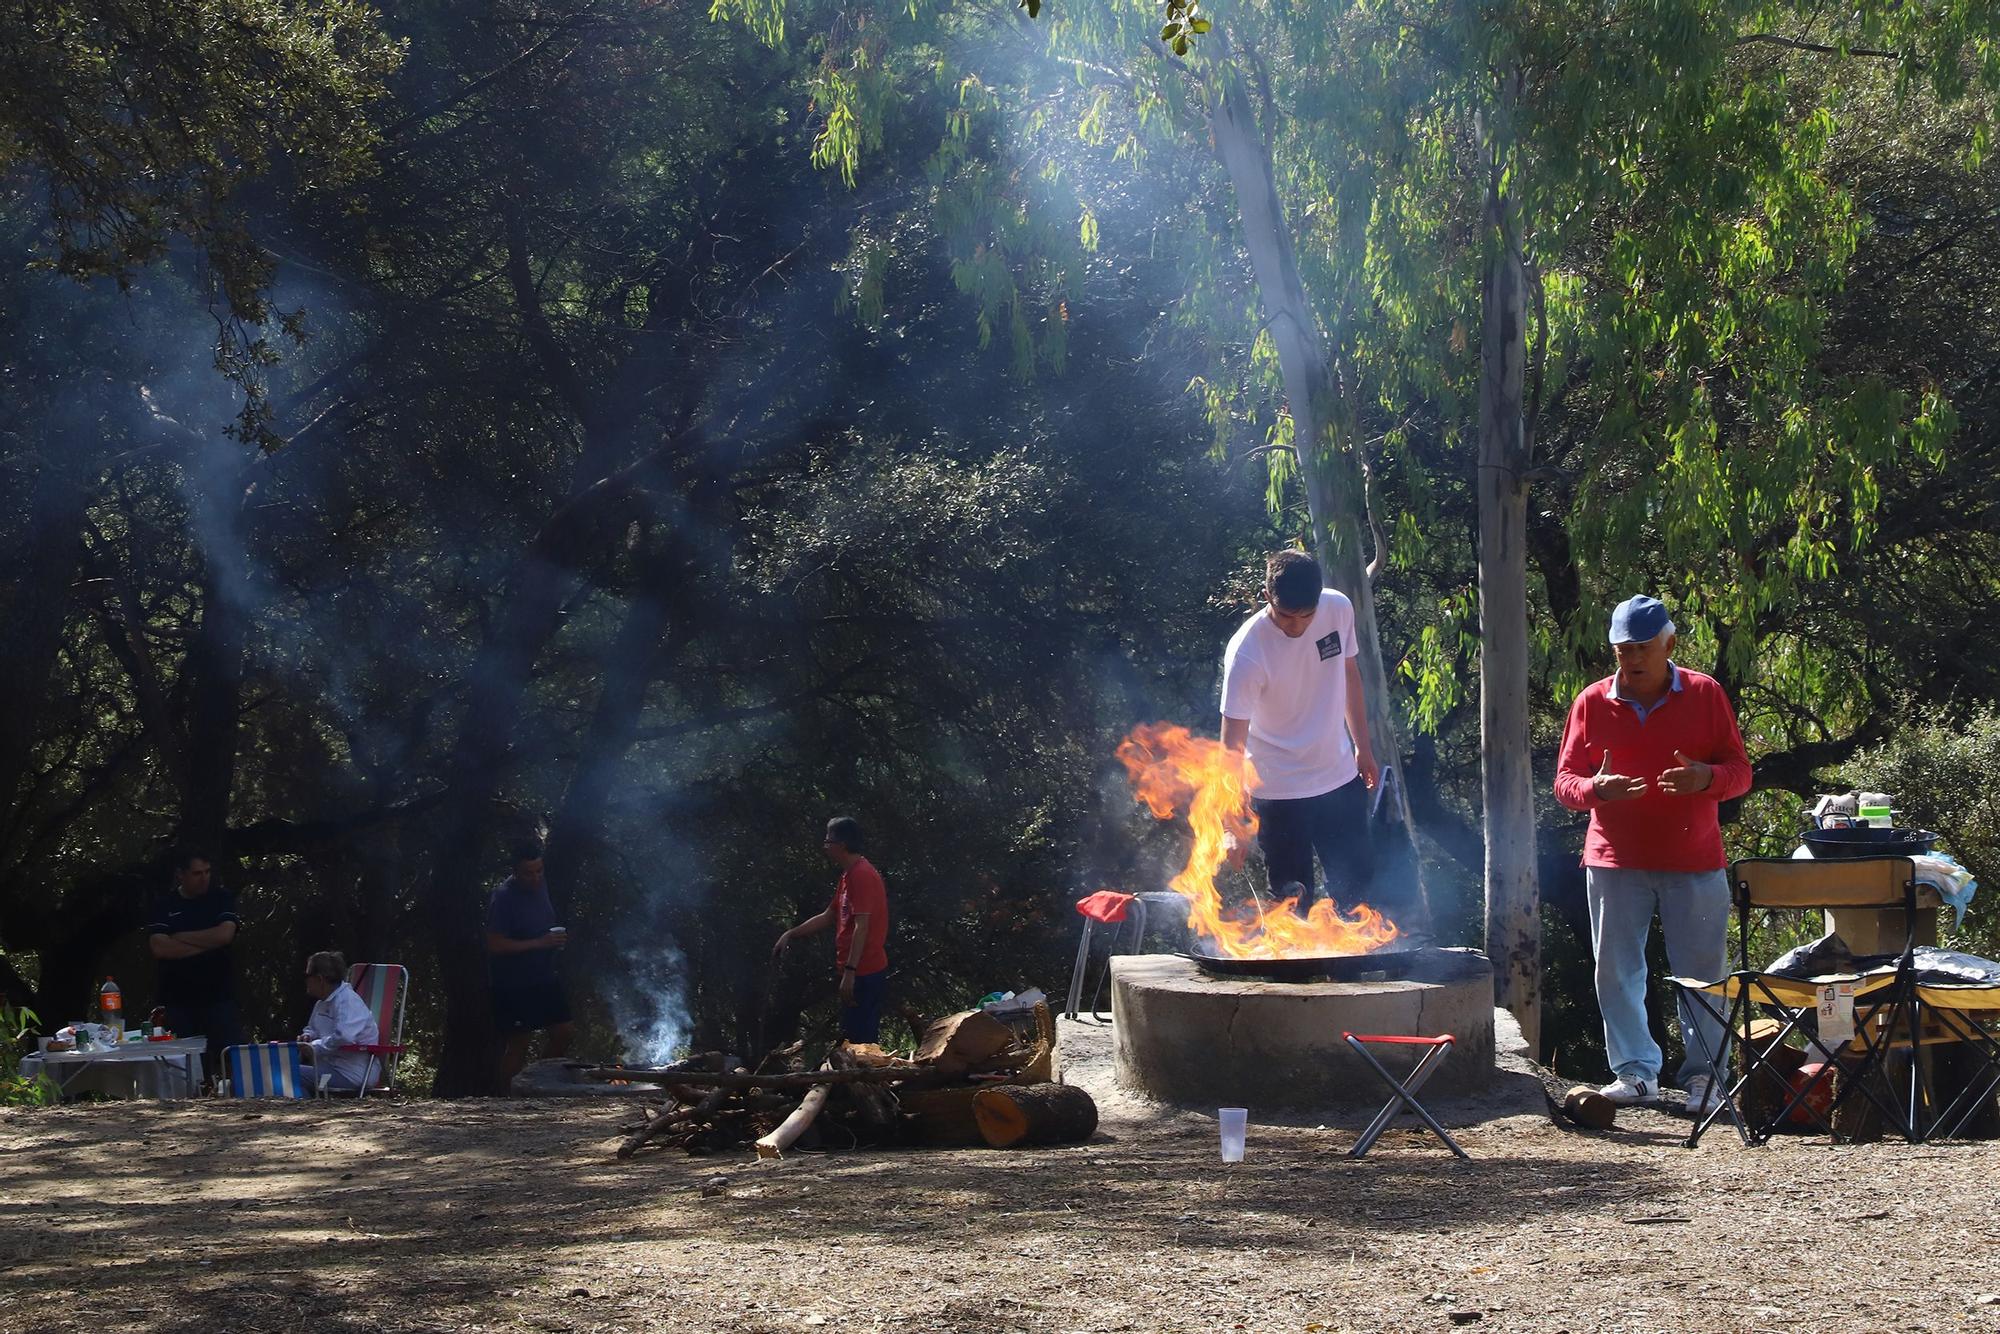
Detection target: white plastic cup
<box><xmin>1218</xmin><ymin>1107</ymin><xmax>1248</xmax><ymax>1162</ymax></box>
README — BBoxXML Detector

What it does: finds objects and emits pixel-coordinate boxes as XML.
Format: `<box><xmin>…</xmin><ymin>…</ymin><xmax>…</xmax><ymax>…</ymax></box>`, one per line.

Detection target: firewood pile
<box><xmin>585</xmin><ymin>1003</ymin><xmax>1097</xmax><ymax>1159</ymax></box>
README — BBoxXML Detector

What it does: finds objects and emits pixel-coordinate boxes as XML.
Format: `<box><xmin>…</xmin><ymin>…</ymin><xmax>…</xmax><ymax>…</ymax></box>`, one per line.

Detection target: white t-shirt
<box><xmin>1219</xmin><ymin>589</ymin><xmax>1360</xmax><ymax>800</ymax></box>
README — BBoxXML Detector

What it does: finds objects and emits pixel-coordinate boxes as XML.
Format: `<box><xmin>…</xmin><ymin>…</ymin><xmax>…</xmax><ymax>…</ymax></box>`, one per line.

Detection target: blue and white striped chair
<box><xmin>225</xmin><ymin>1042</ymin><xmax>311</xmax><ymax>1099</ymax></box>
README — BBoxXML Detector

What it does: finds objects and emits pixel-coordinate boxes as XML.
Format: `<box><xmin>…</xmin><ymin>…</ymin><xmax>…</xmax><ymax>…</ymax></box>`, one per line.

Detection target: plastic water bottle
<box><xmin>99</xmin><ymin>977</ymin><xmax>123</xmax><ymax>1044</ymax></box>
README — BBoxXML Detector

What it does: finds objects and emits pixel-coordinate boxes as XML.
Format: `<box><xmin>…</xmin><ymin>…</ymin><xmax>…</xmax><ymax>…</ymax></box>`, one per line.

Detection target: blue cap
<box><xmin>1609</xmin><ymin>595</ymin><xmax>1672</xmax><ymax>645</ymax></box>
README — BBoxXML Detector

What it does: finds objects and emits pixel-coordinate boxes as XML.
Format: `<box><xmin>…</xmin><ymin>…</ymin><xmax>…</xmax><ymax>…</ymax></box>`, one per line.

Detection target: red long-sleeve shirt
<box><xmin>1553</xmin><ymin>666</ymin><xmax>1753</xmax><ymax>871</ymax></box>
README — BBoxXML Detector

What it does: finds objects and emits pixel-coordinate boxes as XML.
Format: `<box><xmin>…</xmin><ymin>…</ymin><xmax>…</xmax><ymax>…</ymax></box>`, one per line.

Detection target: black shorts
<box><xmin>492</xmin><ymin>980</ymin><xmax>572</xmax><ymax>1034</ymax></box>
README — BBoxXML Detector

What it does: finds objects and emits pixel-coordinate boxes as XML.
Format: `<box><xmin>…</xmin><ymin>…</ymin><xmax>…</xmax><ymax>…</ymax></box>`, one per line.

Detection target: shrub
<box><xmin>0</xmin><ymin>1004</ymin><xmax>57</xmax><ymax>1107</ymax></box>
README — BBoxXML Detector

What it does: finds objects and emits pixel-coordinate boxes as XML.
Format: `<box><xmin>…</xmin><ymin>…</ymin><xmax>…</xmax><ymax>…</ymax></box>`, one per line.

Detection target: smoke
<box><xmin>606</xmin><ymin>932</ymin><xmax>692</xmax><ymax>1066</ymax></box>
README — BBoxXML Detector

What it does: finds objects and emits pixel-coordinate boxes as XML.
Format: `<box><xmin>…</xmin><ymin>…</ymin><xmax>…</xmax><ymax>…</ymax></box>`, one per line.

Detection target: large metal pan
<box><xmin>1182</xmin><ymin>942</ymin><xmax>1435</xmax><ymax>983</ymax></box>
<box><xmin>1800</xmin><ymin>827</ymin><xmax>1940</xmax><ymax>859</ymax></box>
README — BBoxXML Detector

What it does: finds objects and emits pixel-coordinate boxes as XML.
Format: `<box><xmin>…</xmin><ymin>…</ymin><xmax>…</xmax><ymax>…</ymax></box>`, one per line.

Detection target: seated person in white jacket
<box><xmin>299</xmin><ymin>951</ymin><xmax>380</xmax><ymax>1090</ymax></box>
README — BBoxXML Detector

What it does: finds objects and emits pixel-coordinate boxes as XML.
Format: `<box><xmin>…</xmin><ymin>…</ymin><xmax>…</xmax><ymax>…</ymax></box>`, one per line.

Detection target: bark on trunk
<box><xmin>1206</xmin><ymin>46</ymin><xmax>1427</xmax><ymax>918</ymax></box>
<box><xmin>1478</xmin><ymin>90</ymin><xmax>1541</xmax><ymax>1053</ymax></box>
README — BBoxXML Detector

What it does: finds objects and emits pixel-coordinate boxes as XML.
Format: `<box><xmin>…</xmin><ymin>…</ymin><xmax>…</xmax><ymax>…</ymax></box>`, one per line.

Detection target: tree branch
<box><xmin>1736</xmin><ymin>33</ymin><xmax>1899</xmax><ymax>60</ymax></box>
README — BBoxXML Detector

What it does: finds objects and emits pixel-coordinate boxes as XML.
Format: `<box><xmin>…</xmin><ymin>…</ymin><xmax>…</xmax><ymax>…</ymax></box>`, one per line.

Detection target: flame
<box><xmin>1114</xmin><ymin>722</ymin><xmax>1400</xmax><ymax>960</ymax></box>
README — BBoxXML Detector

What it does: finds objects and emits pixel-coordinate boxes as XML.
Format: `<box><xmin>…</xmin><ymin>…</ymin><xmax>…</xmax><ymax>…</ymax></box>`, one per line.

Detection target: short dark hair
<box><xmin>306</xmin><ymin>951</ymin><xmax>347</xmax><ymax>984</ymax></box>
<box><xmin>824</xmin><ymin>817</ymin><xmax>866</xmax><ymax>855</ymax></box>
<box><xmin>171</xmin><ymin>847</ymin><xmax>211</xmax><ymax>872</ymax></box>
<box><xmin>511</xmin><ymin>840</ymin><xmax>545</xmax><ymax>866</ymax></box>
<box><xmin>1265</xmin><ymin>550</ymin><xmax>1322</xmax><ymax>611</ymax></box>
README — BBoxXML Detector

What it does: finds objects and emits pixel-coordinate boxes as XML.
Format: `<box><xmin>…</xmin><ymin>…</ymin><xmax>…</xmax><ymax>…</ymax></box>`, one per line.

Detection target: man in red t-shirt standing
<box><xmin>1554</xmin><ymin>596</ymin><xmax>1752</xmax><ymax>1118</ymax></box>
<box><xmin>773</xmin><ymin>816</ymin><xmax>891</xmax><ymax>1042</ymax></box>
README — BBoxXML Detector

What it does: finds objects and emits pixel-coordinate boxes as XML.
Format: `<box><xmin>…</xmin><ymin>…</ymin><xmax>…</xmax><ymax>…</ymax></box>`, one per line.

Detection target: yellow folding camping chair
<box><xmin>1674</xmin><ymin>856</ymin><xmax>1926</xmax><ymax>1147</ymax></box>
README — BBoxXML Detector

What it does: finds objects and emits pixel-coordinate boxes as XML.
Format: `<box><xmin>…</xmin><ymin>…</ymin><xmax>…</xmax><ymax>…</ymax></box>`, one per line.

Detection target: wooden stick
<box><xmin>617</xmin><ymin>1084</ymin><xmax>732</xmax><ymax>1158</ymax></box>
<box><xmin>581</xmin><ymin>1065</ymin><xmax>935</xmax><ymax>1092</ymax></box>
<box><xmin>756</xmin><ymin>1061</ymin><xmax>835</xmax><ymax>1159</ymax></box>
<box><xmin>828</xmin><ymin>1045</ymin><xmax>897</xmax><ymax>1128</ymax></box>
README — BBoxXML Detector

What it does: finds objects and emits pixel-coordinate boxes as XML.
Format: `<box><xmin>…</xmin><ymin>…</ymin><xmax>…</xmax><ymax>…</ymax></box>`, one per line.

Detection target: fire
<box><xmin>1114</xmin><ymin>722</ymin><xmax>1400</xmax><ymax>959</ymax></box>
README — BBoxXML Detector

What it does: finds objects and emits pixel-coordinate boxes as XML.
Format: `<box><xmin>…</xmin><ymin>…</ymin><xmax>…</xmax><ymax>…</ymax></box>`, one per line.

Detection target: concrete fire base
<box><xmin>1110</xmin><ymin>950</ymin><xmax>1495</xmax><ymax>1112</ymax></box>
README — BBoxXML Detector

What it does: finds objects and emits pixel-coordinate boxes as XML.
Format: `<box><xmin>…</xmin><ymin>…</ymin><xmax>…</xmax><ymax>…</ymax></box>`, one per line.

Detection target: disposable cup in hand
<box><xmin>1218</xmin><ymin>1107</ymin><xmax>1248</xmax><ymax>1162</ymax></box>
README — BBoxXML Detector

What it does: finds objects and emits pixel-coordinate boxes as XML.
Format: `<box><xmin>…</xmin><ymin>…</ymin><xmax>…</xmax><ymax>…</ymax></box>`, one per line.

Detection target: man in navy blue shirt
<box><xmin>147</xmin><ymin>848</ymin><xmax>244</xmax><ymax>1074</ymax></box>
<box><xmin>486</xmin><ymin>841</ymin><xmax>572</xmax><ymax>1088</ymax></box>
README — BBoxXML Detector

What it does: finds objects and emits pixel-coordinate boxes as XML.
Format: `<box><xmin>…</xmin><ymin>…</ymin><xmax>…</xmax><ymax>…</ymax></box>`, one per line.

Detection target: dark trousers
<box><xmin>165</xmin><ymin>1000</ymin><xmax>243</xmax><ymax>1087</ymax></box>
<box><xmin>840</xmin><ymin>968</ymin><xmax>889</xmax><ymax>1043</ymax></box>
<box><xmin>1253</xmin><ymin>778</ymin><xmax>1374</xmax><ymax>910</ymax></box>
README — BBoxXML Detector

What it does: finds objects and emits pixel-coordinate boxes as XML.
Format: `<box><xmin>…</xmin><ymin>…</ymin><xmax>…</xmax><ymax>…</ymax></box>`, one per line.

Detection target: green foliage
<box><xmin>0</xmin><ymin>0</ymin><xmax>402</xmax><ymax>441</ymax></box>
<box><xmin>0</xmin><ymin>1004</ymin><xmax>56</xmax><ymax>1107</ymax></box>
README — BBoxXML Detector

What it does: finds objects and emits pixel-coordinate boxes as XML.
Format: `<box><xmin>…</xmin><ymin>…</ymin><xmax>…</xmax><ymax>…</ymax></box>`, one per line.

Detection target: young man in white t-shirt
<box><xmin>1219</xmin><ymin>550</ymin><xmax>1378</xmax><ymax>910</ymax></box>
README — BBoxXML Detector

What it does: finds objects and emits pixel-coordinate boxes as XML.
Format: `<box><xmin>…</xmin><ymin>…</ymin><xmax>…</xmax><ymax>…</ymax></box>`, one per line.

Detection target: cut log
<box><xmin>757</xmin><ymin>1077</ymin><xmax>833</xmax><ymax>1159</ymax></box>
<box><xmin>1560</xmin><ymin>1086</ymin><xmax>1615</xmax><ymax>1131</ymax></box>
<box><xmin>971</xmin><ymin>1083</ymin><xmax>1098</xmax><ymax>1148</ymax></box>
<box><xmin>915</xmin><ymin>1010</ymin><xmax>1015</xmax><ymax>1073</ymax></box>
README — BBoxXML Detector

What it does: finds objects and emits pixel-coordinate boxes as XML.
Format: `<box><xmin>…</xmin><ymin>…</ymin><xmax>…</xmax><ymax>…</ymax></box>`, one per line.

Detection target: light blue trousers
<box><xmin>1586</xmin><ymin>866</ymin><xmax>1731</xmax><ymax>1087</ymax></box>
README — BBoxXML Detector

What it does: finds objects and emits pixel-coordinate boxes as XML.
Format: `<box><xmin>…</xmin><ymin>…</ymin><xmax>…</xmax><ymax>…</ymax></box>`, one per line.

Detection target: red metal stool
<box><xmin>1344</xmin><ymin>1032</ymin><xmax>1468</xmax><ymax>1160</ymax></box>
<box><xmin>1065</xmin><ymin>892</ymin><xmax>1145</xmax><ymax>1020</ymax></box>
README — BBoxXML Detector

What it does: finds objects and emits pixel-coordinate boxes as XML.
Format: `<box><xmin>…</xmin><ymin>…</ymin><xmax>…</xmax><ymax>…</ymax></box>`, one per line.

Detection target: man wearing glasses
<box><xmin>773</xmin><ymin>817</ymin><xmax>890</xmax><ymax>1042</ymax></box>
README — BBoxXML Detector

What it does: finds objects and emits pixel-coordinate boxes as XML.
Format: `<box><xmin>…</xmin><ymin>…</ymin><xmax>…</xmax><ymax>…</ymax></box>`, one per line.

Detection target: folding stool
<box><xmin>1344</xmin><ymin>1031</ymin><xmax>1468</xmax><ymax>1160</ymax></box>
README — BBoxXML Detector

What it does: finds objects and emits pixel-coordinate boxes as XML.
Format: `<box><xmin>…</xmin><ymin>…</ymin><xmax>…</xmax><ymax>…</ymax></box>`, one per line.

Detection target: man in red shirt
<box><xmin>773</xmin><ymin>817</ymin><xmax>890</xmax><ymax>1042</ymax></box>
<box><xmin>1554</xmin><ymin>596</ymin><xmax>1752</xmax><ymax>1116</ymax></box>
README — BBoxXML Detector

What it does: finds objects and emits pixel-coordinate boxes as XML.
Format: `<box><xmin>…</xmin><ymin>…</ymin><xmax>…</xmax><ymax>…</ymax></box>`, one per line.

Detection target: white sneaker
<box><xmin>1598</xmin><ymin>1075</ymin><xmax>1655</xmax><ymax>1105</ymax></box>
<box><xmin>1683</xmin><ymin>1075</ymin><xmax>1723</xmax><ymax>1118</ymax></box>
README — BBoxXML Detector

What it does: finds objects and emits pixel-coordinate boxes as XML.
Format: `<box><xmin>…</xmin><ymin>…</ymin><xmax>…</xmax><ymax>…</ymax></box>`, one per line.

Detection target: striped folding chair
<box><xmin>226</xmin><ymin>1043</ymin><xmax>310</xmax><ymax>1099</ymax></box>
<box><xmin>342</xmin><ymin>963</ymin><xmax>410</xmax><ymax>1098</ymax></box>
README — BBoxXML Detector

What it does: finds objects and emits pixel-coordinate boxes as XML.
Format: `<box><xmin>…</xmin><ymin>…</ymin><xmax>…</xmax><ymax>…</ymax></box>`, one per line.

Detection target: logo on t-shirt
<box><xmin>1316</xmin><ymin>630</ymin><xmax>1343</xmax><ymax>661</ymax></box>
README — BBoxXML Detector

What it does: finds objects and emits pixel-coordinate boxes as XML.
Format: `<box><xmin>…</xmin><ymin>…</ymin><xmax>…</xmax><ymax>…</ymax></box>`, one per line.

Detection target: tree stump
<box><xmin>972</xmin><ymin>1082</ymin><xmax>1097</xmax><ymax>1148</ymax></box>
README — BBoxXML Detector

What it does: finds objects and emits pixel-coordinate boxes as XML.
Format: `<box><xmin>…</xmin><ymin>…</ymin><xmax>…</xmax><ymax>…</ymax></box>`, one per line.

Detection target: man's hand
<box><xmin>771</xmin><ymin>930</ymin><xmax>792</xmax><ymax>962</ymax></box>
<box><xmin>838</xmin><ymin>968</ymin><xmax>857</xmax><ymax>1006</ymax></box>
<box><xmin>1592</xmin><ymin>749</ymin><xmax>1649</xmax><ymax>802</ymax></box>
<box><xmin>1222</xmin><ymin>832</ymin><xmax>1249</xmax><ymax>871</ymax></box>
<box><xmin>1355</xmin><ymin>743</ymin><xmax>1379</xmax><ymax>791</ymax></box>
<box><xmin>1657</xmin><ymin>750</ymin><xmax>1714</xmax><ymax>795</ymax></box>
<box><xmin>542</xmin><ymin>929</ymin><xmax>567</xmax><ymax>950</ymax></box>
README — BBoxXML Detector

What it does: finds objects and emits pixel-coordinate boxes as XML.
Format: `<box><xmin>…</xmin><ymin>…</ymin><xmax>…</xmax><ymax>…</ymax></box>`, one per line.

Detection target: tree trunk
<box><xmin>1206</xmin><ymin>45</ymin><xmax>1428</xmax><ymax>918</ymax></box>
<box><xmin>179</xmin><ymin>544</ymin><xmax>251</xmax><ymax>847</ymax></box>
<box><xmin>972</xmin><ymin>1082</ymin><xmax>1099</xmax><ymax>1147</ymax></box>
<box><xmin>423</xmin><ymin>550</ymin><xmax>578</xmax><ymax>1096</ymax></box>
<box><xmin>1477</xmin><ymin>86</ymin><xmax>1541</xmax><ymax>1052</ymax></box>
<box><xmin>0</xmin><ymin>447</ymin><xmax>93</xmax><ymax>813</ymax></box>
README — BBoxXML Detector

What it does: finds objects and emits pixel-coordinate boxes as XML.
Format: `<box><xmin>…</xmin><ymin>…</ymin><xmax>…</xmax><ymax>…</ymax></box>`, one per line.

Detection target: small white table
<box><xmin>21</xmin><ymin>1038</ymin><xmax>207</xmax><ymax>1101</ymax></box>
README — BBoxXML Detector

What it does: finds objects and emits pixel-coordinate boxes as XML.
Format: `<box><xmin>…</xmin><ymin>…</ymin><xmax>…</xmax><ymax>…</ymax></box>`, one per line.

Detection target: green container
<box><xmin>1859</xmin><ymin>805</ymin><xmax>1893</xmax><ymax>828</ymax></box>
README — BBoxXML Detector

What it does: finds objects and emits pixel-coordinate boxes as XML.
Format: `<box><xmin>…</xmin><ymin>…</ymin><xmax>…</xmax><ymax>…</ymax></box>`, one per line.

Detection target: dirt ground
<box><xmin>4</xmin><ymin>1023</ymin><xmax>2000</xmax><ymax>1334</ymax></box>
